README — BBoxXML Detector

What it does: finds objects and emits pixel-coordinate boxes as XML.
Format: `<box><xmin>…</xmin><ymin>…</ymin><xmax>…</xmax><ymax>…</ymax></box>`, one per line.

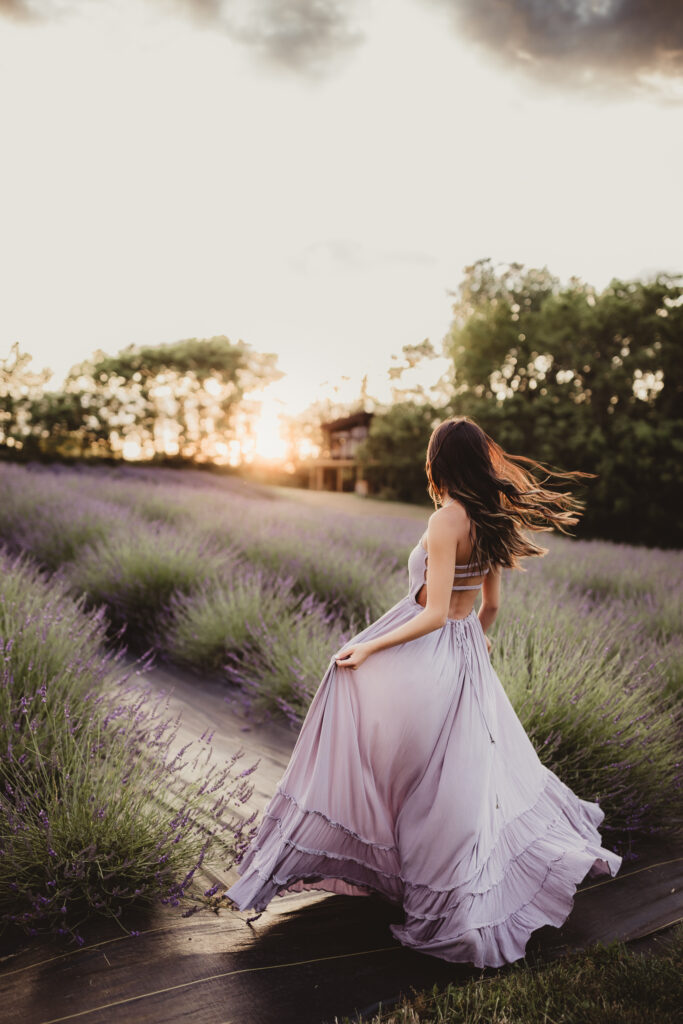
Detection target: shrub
<box><xmin>160</xmin><ymin>570</ymin><xmax>301</xmax><ymax>670</ymax></box>
<box><xmin>0</xmin><ymin>465</ymin><xmax>132</xmax><ymax>570</ymax></box>
<box><xmin>491</xmin><ymin>580</ymin><xmax>682</xmax><ymax>845</ymax></box>
<box><xmin>0</xmin><ymin>551</ymin><xmax>258</xmax><ymax>943</ymax></box>
<box><xmin>224</xmin><ymin>594</ymin><xmax>358</xmax><ymax>728</ymax></box>
<box><xmin>68</xmin><ymin>525</ymin><xmax>241</xmax><ymax>642</ymax></box>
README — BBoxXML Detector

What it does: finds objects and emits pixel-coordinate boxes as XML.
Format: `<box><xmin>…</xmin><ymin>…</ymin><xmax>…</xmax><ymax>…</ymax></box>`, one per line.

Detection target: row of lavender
<box><xmin>0</xmin><ymin>463</ymin><xmax>416</xmax><ymax>722</ymax></box>
<box><xmin>1</xmin><ymin>463</ymin><xmax>681</xmax><ymax>858</ymax></box>
<box><xmin>0</xmin><ymin>548</ymin><xmax>259</xmax><ymax>944</ymax></box>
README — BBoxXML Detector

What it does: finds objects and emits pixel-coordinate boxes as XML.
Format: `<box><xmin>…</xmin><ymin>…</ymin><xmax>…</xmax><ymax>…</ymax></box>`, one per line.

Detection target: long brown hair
<box><xmin>425</xmin><ymin>416</ymin><xmax>595</xmax><ymax>571</ymax></box>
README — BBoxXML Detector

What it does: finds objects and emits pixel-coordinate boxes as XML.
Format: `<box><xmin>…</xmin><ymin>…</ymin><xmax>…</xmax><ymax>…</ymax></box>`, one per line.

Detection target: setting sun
<box><xmin>250</xmin><ymin>402</ymin><xmax>288</xmax><ymax>462</ymax></box>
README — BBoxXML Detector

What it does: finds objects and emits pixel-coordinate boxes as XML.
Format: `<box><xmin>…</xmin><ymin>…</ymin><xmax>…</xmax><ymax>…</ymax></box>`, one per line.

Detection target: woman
<box><xmin>223</xmin><ymin>416</ymin><xmax>622</xmax><ymax>968</ymax></box>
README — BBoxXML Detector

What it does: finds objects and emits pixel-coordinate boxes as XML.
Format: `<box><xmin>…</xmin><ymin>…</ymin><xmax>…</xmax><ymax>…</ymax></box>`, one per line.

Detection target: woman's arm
<box><xmin>335</xmin><ymin>511</ymin><xmax>458</xmax><ymax>666</ymax></box>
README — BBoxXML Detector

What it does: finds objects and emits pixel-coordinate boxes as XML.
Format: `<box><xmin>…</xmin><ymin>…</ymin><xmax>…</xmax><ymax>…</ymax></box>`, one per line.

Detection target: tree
<box><xmin>0</xmin><ymin>344</ymin><xmax>51</xmax><ymax>454</ymax></box>
<box><xmin>356</xmin><ymin>401</ymin><xmax>440</xmax><ymax>504</ymax></box>
<box><xmin>65</xmin><ymin>336</ymin><xmax>282</xmax><ymax>461</ymax></box>
<box><xmin>442</xmin><ymin>259</ymin><xmax>683</xmax><ymax>546</ymax></box>
<box><xmin>1</xmin><ymin>337</ymin><xmax>283</xmax><ymax>464</ymax></box>
<box><xmin>25</xmin><ymin>389</ymin><xmax>108</xmax><ymax>459</ymax></box>
<box><xmin>387</xmin><ymin>339</ymin><xmax>453</xmax><ymax>408</ymax></box>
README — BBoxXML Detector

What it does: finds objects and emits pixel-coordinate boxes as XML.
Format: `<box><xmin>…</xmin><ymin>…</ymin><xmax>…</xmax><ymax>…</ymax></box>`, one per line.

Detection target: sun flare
<box><xmin>249</xmin><ymin>401</ymin><xmax>288</xmax><ymax>462</ymax></box>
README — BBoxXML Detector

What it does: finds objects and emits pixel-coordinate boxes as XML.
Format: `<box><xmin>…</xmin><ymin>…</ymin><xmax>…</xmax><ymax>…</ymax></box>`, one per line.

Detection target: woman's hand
<box><xmin>484</xmin><ymin>635</ymin><xmax>492</xmax><ymax>654</ymax></box>
<box><xmin>335</xmin><ymin>642</ymin><xmax>373</xmax><ymax>670</ymax></box>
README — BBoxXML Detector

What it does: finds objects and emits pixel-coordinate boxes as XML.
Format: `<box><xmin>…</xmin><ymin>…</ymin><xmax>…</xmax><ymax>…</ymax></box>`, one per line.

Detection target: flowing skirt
<box><xmin>223</xmin><ymin>593</ymin><xmax>622</xmax><ymax>968</ymax></box>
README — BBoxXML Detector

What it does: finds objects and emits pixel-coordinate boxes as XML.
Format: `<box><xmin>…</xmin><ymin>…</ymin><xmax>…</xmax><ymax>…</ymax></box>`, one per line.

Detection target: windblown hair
<box><xmin>425</xmin><ymin>416</ymin><xmax>595</xmax><ymax>572</ymax></box>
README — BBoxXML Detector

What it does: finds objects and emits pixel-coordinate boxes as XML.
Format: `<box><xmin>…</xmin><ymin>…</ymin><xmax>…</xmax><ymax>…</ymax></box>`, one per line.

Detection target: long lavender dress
<box><xmin>223</xmin><ymin>534</ymin><xmax>622</xmax><ymax>968</ymax></box>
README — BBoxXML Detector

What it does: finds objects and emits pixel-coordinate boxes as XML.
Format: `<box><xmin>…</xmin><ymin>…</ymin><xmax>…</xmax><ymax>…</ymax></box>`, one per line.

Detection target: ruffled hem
<box><xmin>225</xmin><ymin>788</ymin><xmax>405</xmax><ymax>908</ymax></box>
<box><xmin>401</xmin><ymin>769</ymin><xmax>619</xmax><ymax>911</ymax></box>
<box><xmin>391</xmin><ymin>839</ymin><xmax>614</xmax><ymax>968</ymax></box>
<box><xmin>223</xmin><ymin>774</ymin><xmax>621</xmax><ymax>968</ymax></box>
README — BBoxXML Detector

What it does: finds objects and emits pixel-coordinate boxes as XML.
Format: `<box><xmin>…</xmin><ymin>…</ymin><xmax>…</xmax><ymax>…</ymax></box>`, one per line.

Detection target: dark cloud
<box><xmin>0</xmin><ymin>0</ymin><xmax>364</xmax><ymax>75</ymax></box>
<box><xmin>3</xmin><ymin>1</ymin><xmax>682</xmax><ymax>92</ymax></box>
<box><xmin>0</xmin><ymin>0</ymin><xmax>41</xmax><ymax>17</ymax></box>
<box><xmin>431</xmin><ymin>0</ymin><xmax>683</xmax><ymax>93</ymax></box>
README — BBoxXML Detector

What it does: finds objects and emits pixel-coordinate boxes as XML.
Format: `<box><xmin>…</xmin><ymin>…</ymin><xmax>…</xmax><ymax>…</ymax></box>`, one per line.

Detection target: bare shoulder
<box><xmin>429</xmin><ymin>501</ymin><xmax>469</xmax><ymax>529</ymax></box>
<box><xmin>427</xmin><ymin>502</ymin><xmax>469</xmax><ymax>544</ymax></box>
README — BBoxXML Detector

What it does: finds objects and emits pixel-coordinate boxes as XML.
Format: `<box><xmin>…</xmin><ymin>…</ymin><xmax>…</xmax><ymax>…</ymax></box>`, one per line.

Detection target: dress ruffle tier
<box><xmin>226</xmin><ymin>766</ymin><xmax>620</xmax><ymax>968</ymax></box>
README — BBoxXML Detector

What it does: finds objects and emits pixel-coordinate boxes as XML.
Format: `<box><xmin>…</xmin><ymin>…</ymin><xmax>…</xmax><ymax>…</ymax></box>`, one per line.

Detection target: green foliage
<box><xmin>0</xmin><ymin>552</ymin><xmax>257</xmax><ymax>941</ymax></box>
<box><xmin>163</xmin><ymin>572</ymin><xmax>300</xmax><ymax>671</ymax></box>
<box><xmin>25</xmin><ymin>389</ymin><xmax>111</xmax><ymax>459</ymax></box>
<box><xmin>67</xmin><ymin>335</ymin><xmax>282</xmax><ymax>461</ymax></box>
<box><xmin>68</xmin><ymin>525</ymin><xmax>240</xmax><ymax>641</ymax></box>
<box><xmin>442</xmin><ymin>259</ymin><xmax>683</xmax><ymax>547</ymax></box>
<box><xmin>340</xmin><ymin>926</ymin><xmax>683</xmax><ymax>1023</ymax></box>
<box><xmin>90</xmin><ymin>336</ymin><xmax>250</xmax><ymax>383</ymax></box>
<box><xmin>0</xmin><ymin>473</ymin><xmax>129</xmax><ymax>570</ymax></box>
<box><xmin>490</xmin><ymin>581</ymin><xmax>680</xmax><ymax>837</ymax></box>
<box><xmin>356</xmin><ymin>401</ymin><xmax>439</xmax><ymax>504</ymax></box>
<box><xmin>0</xmin><ymin>335</ymin><xmax>282</xmax><ymax>462</ymax></box>
<box><xmin>225</xmin><ymin>597</ymin><xmax>353</xmax><ymax>724</ymax></box>
<box><xmin>359</xmin><ymin>260</ymin><xmax>681</xmax><ymax>545</ymax></box>
<box><xmin>231</xmin><ymin>529</ymin><xmax>405</xmax><ymax>622</ymax></box>
<box><xmin>0</xmin><ymin>343</ymin><xmax>51</xmax><ymax>451</ymax></box>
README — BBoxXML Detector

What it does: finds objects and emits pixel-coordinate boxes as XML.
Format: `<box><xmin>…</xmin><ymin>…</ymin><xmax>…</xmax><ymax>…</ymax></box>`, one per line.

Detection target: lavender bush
<box><xmin>0</xmin><ymin>462</ymin><xmax>680</xmax><ymax>848</ymax></box>
<box><xmin>0</xmin><ymin>467</ymin><xmax>133</xmax><ymax>570</ymax></box>
<box><xmin>0</xmin><ymin>464</ymin><xmax>412</xmax><ymax>622</ymax></box>
<box><xmin>161</xmin><ymin>570</ymin><xmax>302</xmax><ymax>670</ymax></box>
<box><xmin>68</xmin><ymin>525</ymin><xmax>243</xmax><ymax>643</ymax></box>
<box><xmin>491</xmin><ymin>579</ymin><xmax>681</xmax><ymax>846</ymax></box>
<box><xmin>224</xmin><ymin>593</ymin><xmax>359</xmax><ymax>727</ymax></box>
<box><xmin>0</xmin><ymin>551</ymin><xmax>258</xmax><ymax>943</ymax></box>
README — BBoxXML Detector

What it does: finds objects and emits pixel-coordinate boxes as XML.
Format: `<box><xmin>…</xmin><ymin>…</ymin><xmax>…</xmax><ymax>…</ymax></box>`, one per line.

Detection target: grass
<box><xmin>337</xmin><ymin>926</ymin><xmax>683</xmax><ymax>1024</ymax></box>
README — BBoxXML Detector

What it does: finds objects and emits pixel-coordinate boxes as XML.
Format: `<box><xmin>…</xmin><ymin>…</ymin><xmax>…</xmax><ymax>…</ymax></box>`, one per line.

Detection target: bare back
<box><xmin>415</xmin><ymin>502</ymin><xmax>501</xmax><ymax>621</ymax></box>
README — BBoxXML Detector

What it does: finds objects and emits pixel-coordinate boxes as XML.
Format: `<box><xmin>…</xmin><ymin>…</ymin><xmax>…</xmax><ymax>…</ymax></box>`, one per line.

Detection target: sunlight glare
<box><xmin>251</xmin><ymin>403</ymin><xmax>288</xmax><ymax>461</ymax></box>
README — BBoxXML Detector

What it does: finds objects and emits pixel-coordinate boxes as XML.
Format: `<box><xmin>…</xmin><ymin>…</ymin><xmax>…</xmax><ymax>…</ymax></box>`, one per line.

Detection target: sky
<box><xmin>1</xmin><ymin>0</ymin><xmax>682</xmax><ymax>418</ymax></box>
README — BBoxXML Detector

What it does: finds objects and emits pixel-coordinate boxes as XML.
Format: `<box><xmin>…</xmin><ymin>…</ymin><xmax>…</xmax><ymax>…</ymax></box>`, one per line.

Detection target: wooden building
<box><xmin>308</xmin><ymin>411</ymin><xmax>373</xmax><ymax>494</ymax></box>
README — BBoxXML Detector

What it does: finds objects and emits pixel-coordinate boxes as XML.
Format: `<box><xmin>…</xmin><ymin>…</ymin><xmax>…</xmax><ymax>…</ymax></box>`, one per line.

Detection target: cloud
<box><xmin>0</xmin><ymin>0</ymin><xmax>365</xmax><ymax>76</ymax></box>
<box><xmin>184</xmin><ymin>0</ymin><xmax>364</xmax><ymax>75</ymax></box>
<box><xmin>219</xmin><ymin>0</ymin><xmax>363</xmax><ymax>74</ymax></box>
<box><xmin>291</xmin><ymin>239</ymin><xmax>437</xmax><ymax>273</ymax></box>
<box><xmin>429</xmin><ymin>0</ymin><xmax>683</xmax><ymax>94</ymax></box>
<box><xmin>0</xmin><ymin>0</ymin><xmax>40</xmax><ymax>18</ymax></box>
<box><xmin>3</xmin><ymin>0</ymin><xmax>682</xmax><ymax>92</ymax></box>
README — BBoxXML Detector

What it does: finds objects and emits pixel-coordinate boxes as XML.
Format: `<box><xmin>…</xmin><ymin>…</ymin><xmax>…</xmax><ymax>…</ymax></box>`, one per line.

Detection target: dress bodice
<box><xmin>407</xmin><ymin>537</ymin><xmax>489</xmax><ymax>598</ymax></box>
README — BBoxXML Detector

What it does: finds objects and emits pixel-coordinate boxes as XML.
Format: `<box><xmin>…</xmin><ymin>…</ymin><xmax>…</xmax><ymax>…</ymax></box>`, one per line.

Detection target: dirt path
<box><xmin>2</xmin><ymin>662</ymin><xmax>681</xmax><ymax>1024</ymax></box>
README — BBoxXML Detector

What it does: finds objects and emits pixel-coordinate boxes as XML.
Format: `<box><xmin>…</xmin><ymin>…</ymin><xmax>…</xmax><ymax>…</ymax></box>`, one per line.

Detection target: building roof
<box><xmin>321</xmin><ymin>411</ymin><xmax>373</xmax><ymax>432</ymax></box>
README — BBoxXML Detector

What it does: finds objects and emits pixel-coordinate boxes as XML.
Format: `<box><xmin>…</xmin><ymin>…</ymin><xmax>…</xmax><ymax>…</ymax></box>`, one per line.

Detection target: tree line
<box><xmin>1</xmin><ymin>260</ymin><xmax>680</xmax><ymax>546</ymax></box>
<box><xmin>357</xmin><ymin>260</ymin><xmax>682</xmax><ymax>548</ymax></box>
<box><xmin>0</xmin><ymin>337</ymin><xmax>281</xmax><ymax>463</ymax></box>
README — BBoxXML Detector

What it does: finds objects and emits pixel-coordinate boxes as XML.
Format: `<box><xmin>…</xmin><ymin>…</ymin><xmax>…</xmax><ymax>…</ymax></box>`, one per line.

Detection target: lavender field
<box><xmin>0</xmin><ymin>547</ymin><xmax>260</xmax><ymax>947</ymax></box>
<box><xmin>0</xmin><ymin>462</ymin><xmax>681</xmax><ymax>943</ymax></box>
